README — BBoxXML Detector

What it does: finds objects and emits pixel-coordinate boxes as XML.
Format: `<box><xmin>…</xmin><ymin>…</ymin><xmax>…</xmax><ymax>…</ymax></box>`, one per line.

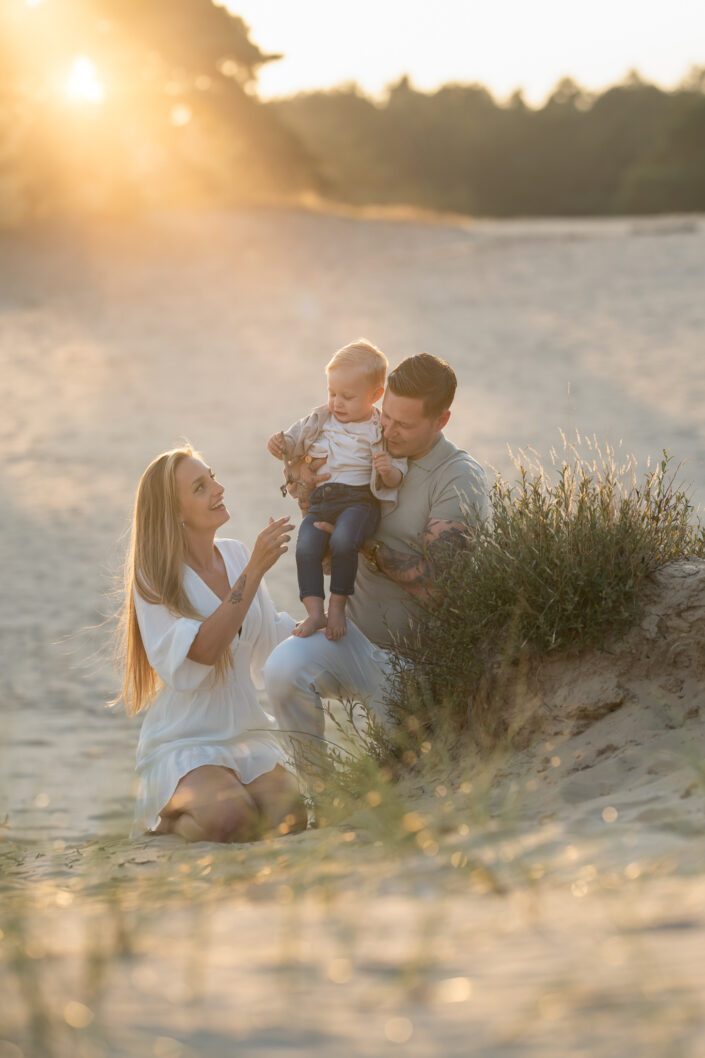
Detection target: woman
<box><xmin>117</xmin><ymin>444</ymin><xmax>306</xmax><ymax>842</ymax></box>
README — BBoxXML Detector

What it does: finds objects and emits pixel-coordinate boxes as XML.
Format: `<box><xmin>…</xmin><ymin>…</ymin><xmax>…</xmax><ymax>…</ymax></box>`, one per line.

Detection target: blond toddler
<box><xmin>268</xmin><ymin>339</ymin><xmax>406</xmax><ymax>640</ymax></box>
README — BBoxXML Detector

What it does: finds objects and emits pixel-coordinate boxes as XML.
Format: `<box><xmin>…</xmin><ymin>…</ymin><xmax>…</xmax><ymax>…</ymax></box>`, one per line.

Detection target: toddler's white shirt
<box><xmin>308</xmin><ymin>412</ymin><xmax>382</xmax><ymax>486</ymax></box>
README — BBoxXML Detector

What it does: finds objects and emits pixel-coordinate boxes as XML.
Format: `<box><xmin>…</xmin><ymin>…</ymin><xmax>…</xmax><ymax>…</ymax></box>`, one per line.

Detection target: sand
<box><xmin>1</xmin><ymin>207</ymin><xmax>704</xmax><ymax>1057</ymax></box>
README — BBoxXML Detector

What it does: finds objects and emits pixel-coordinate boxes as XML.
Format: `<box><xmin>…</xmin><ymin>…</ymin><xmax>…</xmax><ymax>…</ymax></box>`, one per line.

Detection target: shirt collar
<box><xmin>411</xmin><ymin>433</ymin><xmax>453</xmax><ymax>471</ymax></box>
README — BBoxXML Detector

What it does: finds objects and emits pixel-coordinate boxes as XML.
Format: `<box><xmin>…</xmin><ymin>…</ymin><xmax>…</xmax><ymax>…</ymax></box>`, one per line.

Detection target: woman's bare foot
<box><xmin>325</xmin><ymin>594</ymin><xmax>347</xmax><ymax>640</ymax></box>
<box><xmin>293</xmin><ymin>613</ymin><xmax>328</xmax><ymax>638</ymax></box>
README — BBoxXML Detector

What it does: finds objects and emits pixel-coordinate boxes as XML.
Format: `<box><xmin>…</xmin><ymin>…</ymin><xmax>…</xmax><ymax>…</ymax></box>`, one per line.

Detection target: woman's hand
<box><xmin>250</xmin><ymin>516</ymin><xmax>294</xmax><ymax>575</ymax></box>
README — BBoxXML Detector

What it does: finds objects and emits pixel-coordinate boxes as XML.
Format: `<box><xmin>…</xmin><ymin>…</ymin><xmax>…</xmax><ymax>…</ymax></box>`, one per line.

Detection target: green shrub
<box><xmin>386</xmin><ymin>437</ymin><xmax>705</xmax><ymax>736</ymax></box>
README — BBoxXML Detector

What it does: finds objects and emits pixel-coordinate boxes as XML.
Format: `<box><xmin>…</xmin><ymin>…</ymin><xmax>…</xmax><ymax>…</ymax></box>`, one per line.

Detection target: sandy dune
<box><xmin>1</xmin><ymin>208</ymin><xmax>704</xmax><ymax>1056</ymax></box>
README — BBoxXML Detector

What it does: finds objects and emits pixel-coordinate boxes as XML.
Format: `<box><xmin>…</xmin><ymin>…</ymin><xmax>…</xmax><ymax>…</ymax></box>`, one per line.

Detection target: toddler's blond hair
<box><xmin>326</xmin><ymin>338</ymin><xmax>387</xmax><ymax>388</ymax></box>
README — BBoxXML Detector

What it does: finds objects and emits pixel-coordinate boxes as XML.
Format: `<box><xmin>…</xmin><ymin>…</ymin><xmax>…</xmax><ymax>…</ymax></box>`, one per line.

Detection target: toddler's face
<box><xmin>327</xmin><ymin>367</ymin><xmax>382</xmax><ymax>423</ymax></box>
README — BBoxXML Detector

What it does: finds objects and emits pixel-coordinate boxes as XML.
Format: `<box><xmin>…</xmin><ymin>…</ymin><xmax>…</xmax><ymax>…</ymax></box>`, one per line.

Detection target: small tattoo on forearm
<box><xmin>229</xmin><ymin>574</ymin><xmax>247</xmax><ymax>605</ymax></box>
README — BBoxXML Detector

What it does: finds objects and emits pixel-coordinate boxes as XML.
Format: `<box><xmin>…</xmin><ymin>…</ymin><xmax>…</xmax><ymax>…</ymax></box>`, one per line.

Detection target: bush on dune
<box><xmin>384</xmin><ymin>438</ymin><xmax>705</xmax><ymax>750</ymax></box>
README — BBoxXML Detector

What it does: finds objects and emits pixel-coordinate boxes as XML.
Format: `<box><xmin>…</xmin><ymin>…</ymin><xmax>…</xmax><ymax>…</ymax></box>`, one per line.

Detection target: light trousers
<box><xmin>262</xmin><ymin>620</ymin><xmax>393</xmax><ymax>744</ymax></box>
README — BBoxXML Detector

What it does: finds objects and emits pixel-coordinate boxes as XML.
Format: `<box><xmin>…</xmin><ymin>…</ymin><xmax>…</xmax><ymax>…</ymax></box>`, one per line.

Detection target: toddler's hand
<box><xmin>267</xmin><ymin>433</ymin><xmax>284</xmax><ymax>459</ymax></box>
<box><xmin>373</xmin><ymin>451</ymin><xmax>394</xmax><ymax>475</ymax></box>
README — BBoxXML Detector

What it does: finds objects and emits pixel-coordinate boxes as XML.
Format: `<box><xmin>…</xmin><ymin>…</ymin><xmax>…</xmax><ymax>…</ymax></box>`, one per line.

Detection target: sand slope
<box><xmin>477</xmin><ymin>559</ymin><xmax>705</xmax><ymax>865</ymax></box>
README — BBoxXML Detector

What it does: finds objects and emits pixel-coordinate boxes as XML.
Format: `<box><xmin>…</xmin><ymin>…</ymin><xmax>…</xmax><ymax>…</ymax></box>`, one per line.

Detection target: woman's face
<box><xmin>175</xmin><ymin>456</ymin><xmax>230</xmax><ymax>533</ymax></box>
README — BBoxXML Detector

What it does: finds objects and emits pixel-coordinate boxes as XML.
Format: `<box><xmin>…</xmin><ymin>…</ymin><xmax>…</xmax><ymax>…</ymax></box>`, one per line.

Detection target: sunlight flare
<box><xmin>170</xmin><ymin>104</ymin><xmax>192</xmax><ymax>127</ymax></box>
<box><xmin>66</xmin><ymin>56</ymin><xmax>104</xmax><ymax>104</ymax></box>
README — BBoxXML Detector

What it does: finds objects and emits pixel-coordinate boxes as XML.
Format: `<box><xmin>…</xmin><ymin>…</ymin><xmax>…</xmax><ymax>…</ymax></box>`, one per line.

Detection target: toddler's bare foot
<box><xmin>293</xmin><ymin>614</ymin><xmax>327</xmax><ymax>638</ymax></box>
<box><xmin>325</xmin><ymin>596</ymin><xmax>347</xmax><ymax>640</ymax></box>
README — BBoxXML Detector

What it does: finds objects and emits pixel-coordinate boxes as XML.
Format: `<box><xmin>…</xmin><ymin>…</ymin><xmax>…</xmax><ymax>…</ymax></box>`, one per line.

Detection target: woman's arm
<box><xmin>187</xmin><ymin>517</ymin><xmax>293</xmax><ymax>666</ymax></box>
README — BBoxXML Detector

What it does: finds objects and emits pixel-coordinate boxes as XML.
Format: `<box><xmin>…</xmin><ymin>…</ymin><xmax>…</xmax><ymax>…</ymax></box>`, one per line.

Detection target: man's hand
<box><xmin>285</xmin><ymin>455</ymin><xmax>330</xmax><ymax>511</ymax></box>
<box><xmin>358</xmin><ymin>537</ymin><xmax>378</xmax><ymax>561</ymax></box>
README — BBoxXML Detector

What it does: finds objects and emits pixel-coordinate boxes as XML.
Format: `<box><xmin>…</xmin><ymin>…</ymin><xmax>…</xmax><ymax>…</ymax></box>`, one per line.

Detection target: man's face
<box><xmin>380</xmin><ymin>390</ymin><xmax>450</xmax><ymax>460</ymax></box>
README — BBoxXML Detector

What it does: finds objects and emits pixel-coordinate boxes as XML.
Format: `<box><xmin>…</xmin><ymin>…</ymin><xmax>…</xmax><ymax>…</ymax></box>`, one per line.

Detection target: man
<box><xmin>262</xmin><ymin>353</ymin><xmax>487</xmax><ymax>741</ymax></box>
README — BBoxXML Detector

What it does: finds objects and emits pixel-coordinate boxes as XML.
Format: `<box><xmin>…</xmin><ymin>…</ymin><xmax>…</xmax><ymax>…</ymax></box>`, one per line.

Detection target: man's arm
<box><xmin>361</xmin><ymin>518</ymin><xmax>473</xmax><ymax>603</ymax></box>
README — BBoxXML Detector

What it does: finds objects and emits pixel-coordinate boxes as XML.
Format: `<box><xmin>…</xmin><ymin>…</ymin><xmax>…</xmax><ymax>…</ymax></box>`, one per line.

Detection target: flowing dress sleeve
<box><xmin>133</xmin><ymin>587</ymin><xmax>213</xmax><ymax>692</ymax></box>
<box><xmin>250</xmin><ymin>576</ymin><xmax>296</xmax><ymax>690</ymax></box>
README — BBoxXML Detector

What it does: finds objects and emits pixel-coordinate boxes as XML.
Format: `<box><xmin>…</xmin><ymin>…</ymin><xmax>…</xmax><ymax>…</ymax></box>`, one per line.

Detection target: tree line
<box><xmin>273</xmin><ymin>70</ymin><xmax>705</xmax><ymax>216</ymax></box>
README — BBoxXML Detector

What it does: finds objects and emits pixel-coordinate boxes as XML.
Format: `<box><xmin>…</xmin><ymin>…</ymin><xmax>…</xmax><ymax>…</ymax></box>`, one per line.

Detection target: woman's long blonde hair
<box><xmin>116</xmin><ymin>444</ymin><xmax>230</xmax><ymax>716</ymax></box>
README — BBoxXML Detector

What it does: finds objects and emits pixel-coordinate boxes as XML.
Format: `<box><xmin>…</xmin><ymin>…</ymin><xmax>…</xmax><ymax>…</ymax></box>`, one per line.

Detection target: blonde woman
<box><xmin>118</xmin><ymin>445</ymin><xmax>306</xmax><ymax>842</ymax></box>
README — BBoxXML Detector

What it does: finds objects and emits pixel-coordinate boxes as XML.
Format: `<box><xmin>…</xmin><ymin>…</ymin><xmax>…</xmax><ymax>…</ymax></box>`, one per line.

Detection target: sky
<box><xmin>224</xmin><ymin>0</ymin><xmax>704</xmax><ymax>104</ymax></box>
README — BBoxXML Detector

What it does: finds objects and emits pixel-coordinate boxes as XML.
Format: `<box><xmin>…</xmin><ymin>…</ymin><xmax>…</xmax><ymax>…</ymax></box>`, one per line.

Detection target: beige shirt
<box><xmin>347</xmin><ymin>434</ymin><xmax>488</xmax><ymax>650</ymax></box>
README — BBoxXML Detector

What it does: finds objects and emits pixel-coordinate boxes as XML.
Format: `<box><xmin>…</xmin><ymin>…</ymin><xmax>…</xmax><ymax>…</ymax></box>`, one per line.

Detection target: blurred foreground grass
<box><xmin>2</xmin><ymin>717</ymin><xmax>705</xmax><ymax>1058</ymax></box>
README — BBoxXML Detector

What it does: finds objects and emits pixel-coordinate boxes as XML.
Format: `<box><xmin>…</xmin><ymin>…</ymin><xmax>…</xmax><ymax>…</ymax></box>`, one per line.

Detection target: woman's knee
<box><xmin>166</xmin><ymin>766</ymin><xmax>259</xmax><ymax>842</ymax></box>
<box><xmin>248</xmin><ymin>767</ymin><xmax>307</xmax><ymax>834</ymax></box>
<box><xmin>277</xmin><ymin>798</ymin><xmax>308</xmax><ymax>835</ymax></box>
<box><xmin>195</xmin><ymin>797</ymin><xmax>259</xmax><ymax>843</ymax></box>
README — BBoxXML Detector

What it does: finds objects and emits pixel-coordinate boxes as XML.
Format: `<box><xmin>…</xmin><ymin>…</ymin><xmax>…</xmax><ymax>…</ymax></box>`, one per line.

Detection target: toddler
<box><xmin>267</xmin><ymin>339</ymin><xmax>406</xmax><ymax>640</ymax></box>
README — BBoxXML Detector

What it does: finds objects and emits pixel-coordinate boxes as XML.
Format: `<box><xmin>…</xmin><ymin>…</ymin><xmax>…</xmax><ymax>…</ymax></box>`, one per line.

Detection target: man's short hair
<box><xmin>387</xmin><ymin>353</ymin><xmax>457</xmax><ymax>418</ymax></box>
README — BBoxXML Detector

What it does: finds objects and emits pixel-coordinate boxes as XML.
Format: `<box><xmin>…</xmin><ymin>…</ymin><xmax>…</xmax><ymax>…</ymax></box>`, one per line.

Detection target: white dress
<box><xmin>131</xmin><ymin>538</ymin><xmax>296</xmax><ymax>837</ymax></box>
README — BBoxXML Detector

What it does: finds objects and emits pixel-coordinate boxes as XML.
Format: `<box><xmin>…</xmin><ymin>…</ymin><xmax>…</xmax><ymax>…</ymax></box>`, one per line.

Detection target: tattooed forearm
<box><xmin>373</xmin><ymin>520</ymin><xmax>473</xmax><ymax>601</ymax></box>
<box><xmin>425</xmin><ymin>523</ymin><xmax>473</xmax><ymax>565</ymax></box>
<box><xmin>378</xmin><ymin>548</ymin><xmax>425</xmax><ymax>576</ymax></box>
<box><xmin>375</xmin><ymin>546</ymin><xmax>434</xmax><ymax>601</ymax></box>
<box><xmin>229</xmin><ymin>573</ymin><xmax>247</xmax><ymax>605</ymax></box>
